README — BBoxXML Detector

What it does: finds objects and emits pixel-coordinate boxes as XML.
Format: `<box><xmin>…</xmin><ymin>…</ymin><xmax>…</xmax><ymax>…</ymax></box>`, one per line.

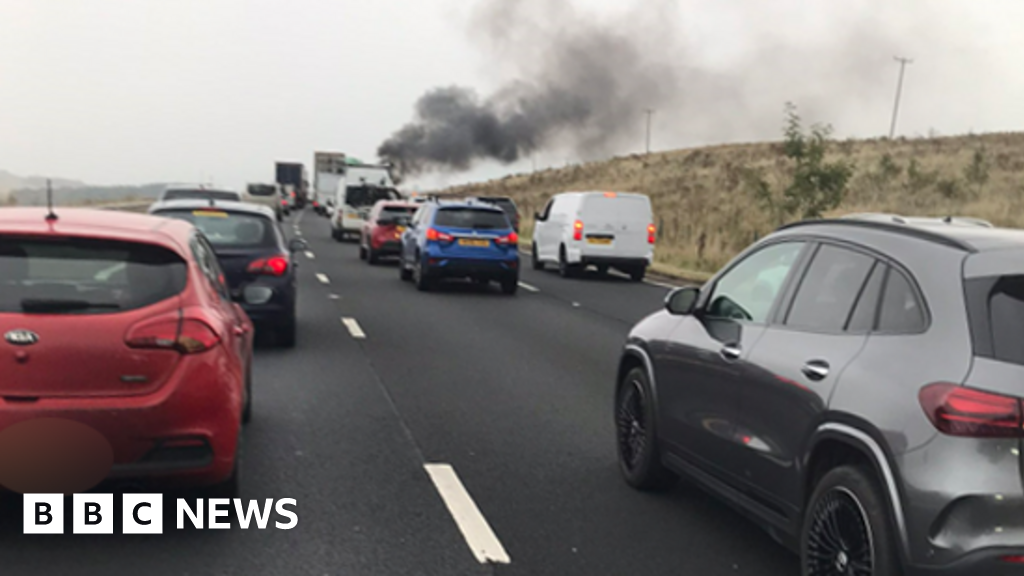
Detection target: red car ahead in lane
<box><xmin>0</xmin><ymin>208</ymin><xmax>252</xmax><ymax>496</ymax></box>
<box><xmin>359</xmin><ymin>200</ymin><xmax>418</xmax><ymax>264</ymax></box>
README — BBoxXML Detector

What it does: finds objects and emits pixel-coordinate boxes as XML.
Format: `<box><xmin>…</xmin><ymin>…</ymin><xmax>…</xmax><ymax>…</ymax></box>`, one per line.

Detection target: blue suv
<box><xmin>398</xmin><ymin>200</ymin><xmax>520</xmax><ymax>294</ymax></box>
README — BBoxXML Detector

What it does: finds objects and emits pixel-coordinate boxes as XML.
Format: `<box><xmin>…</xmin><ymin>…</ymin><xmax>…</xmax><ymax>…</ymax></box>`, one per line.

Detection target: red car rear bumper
<box><xmin>0</xmin><ymin>351</ymin><xmax>242</xmax><ymax>488</ymax></box>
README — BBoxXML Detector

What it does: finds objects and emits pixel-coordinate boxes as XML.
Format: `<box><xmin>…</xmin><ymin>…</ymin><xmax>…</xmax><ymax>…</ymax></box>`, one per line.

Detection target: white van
<box><xmin>329</xmin><ymin>170</ymin><xmax>402</xmax><ymax>241</ymax></box>
<box><xmin>531</xmin><ymin>191</ymin><xmax>655</xmax><ymax>281</ymax></box>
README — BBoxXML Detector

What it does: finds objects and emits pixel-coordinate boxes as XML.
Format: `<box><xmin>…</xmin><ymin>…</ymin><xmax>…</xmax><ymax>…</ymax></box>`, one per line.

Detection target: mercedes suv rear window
<box><xmin>966</xmin><ymin>275</ymin><xmax>1024</xmax><ymax>365</ymax></box>
<box><xmin>0</xmin><ymin>237</ymin><xmax>186</xmax><ymax>314</ymax></box>
<box><xmin>154</xmin><ymin>209</ymin><xmax>279</xmax><ymax>249</ymax></box>
<box><xmin>433</xmin><ymin>208</ymin><xmax>510</xmax><ymax>230</ymax></box>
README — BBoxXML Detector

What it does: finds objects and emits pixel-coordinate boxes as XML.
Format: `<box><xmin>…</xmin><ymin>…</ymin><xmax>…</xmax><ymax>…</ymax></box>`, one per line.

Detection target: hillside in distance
<box><xmin>0</xmin><ymin>170</ymin><xmax>85</xmax><ymax>200</ymax></box>
<box><xmin>440</xmin><ymin>132</ymin><xmax>1024</xmax><ymax>275</ymax></box>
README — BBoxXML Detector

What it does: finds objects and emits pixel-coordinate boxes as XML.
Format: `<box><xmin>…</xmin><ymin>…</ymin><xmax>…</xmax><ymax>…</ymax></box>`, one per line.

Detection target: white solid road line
<box><xmin>517</xmin><ymin>281</ymin><xmax>539</xmax><ymax>292</ymax></box>
<box><xmin>341</xmin><ymin>317</ymin><xmax>366</xmax><ymax>339</ymax></box>
<box><xmin>305</xmin><ymin>250</ymin><xmax>316</xmax><ymax>259</ymax></box>
<box><xmin>316</xmin><ymin>273</ymin><xmax>330</xmax><ymax>285</ymax></box>
<box><xmin>423</xmin><ymin>463</ymin><xmax>511</xmax><ymax>565</ymax></box>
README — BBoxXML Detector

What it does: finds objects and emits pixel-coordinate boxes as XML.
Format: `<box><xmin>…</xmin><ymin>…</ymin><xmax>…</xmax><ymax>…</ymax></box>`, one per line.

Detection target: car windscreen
<box><xmin>433</xmin><ymin>208</ymin><xmax>510</xmax><ymax>230</ymax></box>
<box><xmin>345</xmin><ymin>186</ymin><xmax>401</xmax><ymax>208</ymax></box>
<box><xmin>0</xmin><ymin>236</ymin><xmax>187</xmax><ymax>314</ymax></box>
<box><xmin>247</xmin><ymin>185</ymin><xmax>276</xmax><ymax>197</ymax></box>
<box><xmin>163</xmin><ymin>189</ymin><xmax>240</xmax><ymax>202</ymax></box>
<box><xmin>154</xmin><ymin>209</ymin><xmax>278</xmax><ymax>249</ymax></box>
<box><xmin>380</xmin><ymin>206</ymin><xmax>417</xmax><ymax>220</ymax></box>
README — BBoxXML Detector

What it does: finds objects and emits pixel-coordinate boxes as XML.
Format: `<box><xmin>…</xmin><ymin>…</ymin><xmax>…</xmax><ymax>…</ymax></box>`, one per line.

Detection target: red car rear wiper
<box><xmin>20</xmin><ymin>299</ymin><xmax>122</xmax><ymax>313</ymax></box>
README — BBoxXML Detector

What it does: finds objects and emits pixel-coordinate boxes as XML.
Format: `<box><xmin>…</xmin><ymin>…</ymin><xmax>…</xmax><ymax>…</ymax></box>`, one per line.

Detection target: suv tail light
<box><xmin>126</xmin><ymin>317</ymin><xmax>220</xmax><ymax>354</ymax></box>
<box><xmin>426</xmin><ymin>228</ymin><xmax>454</xmax><ymax>242</ymax></box>
<box><xmin>247</xmin><ymin>255</ymin><xmax>289</xmax><ymax>276</ymax></box>
<box><xmin>495</xmin><ymin>231</ymin><xmax>519</xmax><ymax>246</ymax></box>
<box><xmin>648</xmin><ymin>224</ymin><xmax>656</xmax><ymax>244</ymax></box>
<box><xmin>919</xmin><ymin>382</ymin><xmax>1024</xmax><ymax>438</ymax></box>
<box><xmin>573</xmin><ymin>220</ymin><xmax>583</xmax><ymax>241</ymax></box>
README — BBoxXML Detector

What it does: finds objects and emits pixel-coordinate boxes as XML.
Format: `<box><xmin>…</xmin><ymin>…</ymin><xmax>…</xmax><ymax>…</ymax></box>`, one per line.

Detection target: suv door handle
<box><xmin>720</xmin><ymin>344</ymin><xmax>742</xmax><ymax>360</ymax></box>
<box><xmin>802</xmin><ymin>360</ymin><xmax>830</xmax><ymax>381</ymax></box>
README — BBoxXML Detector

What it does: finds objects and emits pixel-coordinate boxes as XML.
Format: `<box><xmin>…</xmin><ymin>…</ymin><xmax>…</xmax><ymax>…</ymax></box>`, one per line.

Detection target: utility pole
<box><xmin>644</xmin><ymin>109</ymin><xmax>654</xmax><ymax>154</ymax></box>
<box><xmin>889</xmin><ymin>56</ymin><xmax>913</xmax><ymax>139</ymax></box>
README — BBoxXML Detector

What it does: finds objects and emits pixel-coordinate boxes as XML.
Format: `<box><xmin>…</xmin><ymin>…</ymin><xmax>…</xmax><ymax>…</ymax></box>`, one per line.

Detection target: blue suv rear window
<box><xmin>434</xmin><ymin>208</ymin><xmax>509</xmax><ymax>230</ymax></box>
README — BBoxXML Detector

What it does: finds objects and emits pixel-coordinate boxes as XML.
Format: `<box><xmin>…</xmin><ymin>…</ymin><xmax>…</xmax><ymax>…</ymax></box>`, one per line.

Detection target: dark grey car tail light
<box><xmin>919</xmin><ymin>382</ymin><xmax>1024</xmax><ymax>438</ymax></box>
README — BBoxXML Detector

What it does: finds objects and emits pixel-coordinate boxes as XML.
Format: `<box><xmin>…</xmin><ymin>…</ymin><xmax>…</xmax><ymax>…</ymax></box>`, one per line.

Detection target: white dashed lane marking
<box><xmin>341</xmin><ymin>317</ymin><xmax>366</xmax><ymax>339</ymax></box>
<box><xmin>305</xmin><ymin>251</ymin><xmax>316</xmax><ymax>259</ymax></box>
<box><xmin>517</xmin><ymin>282</ymin><xmax>539</xmax><ymax>292</ymax></box>
<box><xmin>424</xmin><ymin>463</ymin><xmax>511</xmax><ymax>565</ymax></box>
<box><xmin>316</xmin><ymin>273</ymin><xmax>330</xmax><ymax>285</ymax></box>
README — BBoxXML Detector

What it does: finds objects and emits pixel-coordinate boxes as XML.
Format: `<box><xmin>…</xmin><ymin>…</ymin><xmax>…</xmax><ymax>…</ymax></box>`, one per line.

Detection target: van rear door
<box><xmin>577</xmin><ymin>193</ymin><xmax>652</xmax><ymax>258</ymax></box>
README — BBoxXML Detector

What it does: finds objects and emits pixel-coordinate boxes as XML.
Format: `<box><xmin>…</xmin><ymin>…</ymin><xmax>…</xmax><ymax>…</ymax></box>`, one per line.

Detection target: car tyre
<box><xmin>359</xmin><ymin>243</ymin><xmax>367</xmax><ymax>260</ymax></box>
<box><xmin>367</xmin><ymin>246</ymin><xmax>379</xmax><ymax>265</ymax></box>
<box><xmin>399</xmin><ymin>256</ymin><xmax>413</xmax><ymax>281</ymax></box>
<box><xmin>630</xmin><ymin>266</ymin><xmax>646</xmax><ymax>282</ymax></box>
<box><xmin>597</xmin><ymin>264</ymin><xmax>609</xmax><ymax>276</ymax></box>
<box><xmin>242</xmin><ymin>363</ymin><xmax>253</xmax><ymax>425</ymax></box>
<box><xmin>558</xmin><ymin>246</ymin><xmax>576</xmax><ymax>279</ymax></box>
<box><xmin>414</xmin><ymin>259</ymin><xmax>433</xmax><ymax>292</ymax></box>
<box><xmin>501</xmin><ymin>277</ymin><xmax>518</xmax><ymax>295</ymax></box>
<box><xmin>801</xmin><ymin>465</ymin><xmax>900</xmax><ymax>576</ymax></box>
<box><xmin>276</xmin><ymin>315</ymin><xmax>297</xmax><ymax>348</ymax></box>
<box><xmin>616</xmin><ymin>367</ymin><xmax>677</xmax><ymax>491</ymax></box>
<box><xmin>531</xmin><ymin>243</ymin><xmax>543</xmax><ymax>270</ymax></box>
<box><xmin>331</xmin><ymin>228</ymin><xmax>343</xmax><ymax>242</ymax></box>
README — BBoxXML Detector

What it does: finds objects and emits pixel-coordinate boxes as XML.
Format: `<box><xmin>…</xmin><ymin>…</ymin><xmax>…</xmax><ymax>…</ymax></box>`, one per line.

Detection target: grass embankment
<box><xmin>440</xmin><ymin>132</ymin><xmax>1024</xmax><ymax>280</ymax></box>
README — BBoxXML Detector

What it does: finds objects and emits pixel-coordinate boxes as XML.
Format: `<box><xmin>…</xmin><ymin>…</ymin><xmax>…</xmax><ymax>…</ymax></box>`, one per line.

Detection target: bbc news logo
<box><xmin>23</xmin><ymin>494</ymin><xmax>298</xmax><ymax>534</ymax></box>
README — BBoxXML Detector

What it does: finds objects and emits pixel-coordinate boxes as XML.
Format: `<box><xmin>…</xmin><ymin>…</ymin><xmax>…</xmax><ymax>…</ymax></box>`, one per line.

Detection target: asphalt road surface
<box><xmin>0</xmin><ymin>208</ymin><xmax>798</xmax><ymax>576</ymax></box>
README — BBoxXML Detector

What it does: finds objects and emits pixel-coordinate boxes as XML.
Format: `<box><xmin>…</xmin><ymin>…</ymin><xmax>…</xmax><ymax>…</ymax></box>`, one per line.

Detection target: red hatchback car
<box><xmin>359</xmin><ymin>200</ymin><xmax>418</xmax><ymax>264</ymax></box>
<box><xmin>0</xmin><ymin>208</ymin><xmax>252</xmax><ymax>495</ymax></box>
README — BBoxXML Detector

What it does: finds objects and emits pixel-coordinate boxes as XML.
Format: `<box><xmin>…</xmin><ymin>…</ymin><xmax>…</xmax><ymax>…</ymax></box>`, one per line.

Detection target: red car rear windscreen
<box><xmin>0</xmin><ymin>237</ymin><xmax>187</xmax><ymax>314</ymax></box>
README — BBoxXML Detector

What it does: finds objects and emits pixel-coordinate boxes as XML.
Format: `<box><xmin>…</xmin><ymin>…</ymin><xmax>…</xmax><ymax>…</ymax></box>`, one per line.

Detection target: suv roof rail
<box><xmin>777</xmin><ymin>218</ymin><xmax>977</xmax><ymax>252</ymax></box>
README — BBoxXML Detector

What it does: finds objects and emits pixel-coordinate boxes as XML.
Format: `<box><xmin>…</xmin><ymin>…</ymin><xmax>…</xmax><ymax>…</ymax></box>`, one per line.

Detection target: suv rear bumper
<box><xmin>908</xmin><ymin>548</ymin><xmax>1024</xmax><ymax>576</ymax></box>
<box><xmin>425</xmin><ymin>257</ymin><xmax>519</xmax><ymax>279</ymax></box>
<box><xmin>579</xmin><ymin>255</ymin><xmax>649</xmax><ymax>269</ymax></box>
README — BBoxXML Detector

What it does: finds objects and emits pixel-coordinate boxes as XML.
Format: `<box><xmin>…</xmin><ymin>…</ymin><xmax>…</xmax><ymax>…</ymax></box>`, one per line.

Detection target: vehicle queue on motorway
<box><xmin>3</xmin><ymin>170</ymin><xmax>1024</xmax><ymax>575</ymax></box>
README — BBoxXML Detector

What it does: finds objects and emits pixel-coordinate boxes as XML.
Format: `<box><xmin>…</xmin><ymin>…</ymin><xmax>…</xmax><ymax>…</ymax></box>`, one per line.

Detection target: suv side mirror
<box><xmin>665</xmin><ymin>286</ymin><xmax>700</xmax><ymax>315</ymax></box>
<box><xmin>288</xmin><ymin>238</ymin><xmax>309</xmax><ymax>253</ymax></box>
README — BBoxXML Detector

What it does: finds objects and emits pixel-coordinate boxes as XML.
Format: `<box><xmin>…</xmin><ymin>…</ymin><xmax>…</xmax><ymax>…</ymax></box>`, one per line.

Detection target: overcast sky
<box><xmin>2</xmin><ymin>0</ymin><xmax>1023</xmax><ymax>190</ymax></box>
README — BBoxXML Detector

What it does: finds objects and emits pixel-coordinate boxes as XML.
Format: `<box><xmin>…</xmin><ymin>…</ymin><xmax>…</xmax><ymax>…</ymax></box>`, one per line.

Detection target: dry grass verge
<box><xmin>443</xmin><ymin>132</ymin><xmax>1024</xmax><ymax>275</ymax></box>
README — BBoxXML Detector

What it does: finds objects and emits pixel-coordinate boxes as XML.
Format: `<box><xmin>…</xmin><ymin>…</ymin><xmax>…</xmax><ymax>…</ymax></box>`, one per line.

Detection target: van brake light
<box><xmin>648</xmin><ymin>224</ymin><xmax>656</xmax><ymax>244</ymax></box>
<box><xmin>573</xmin><ymin>220</ymin><xmax>583</xmax><ymax>241</ymax></box>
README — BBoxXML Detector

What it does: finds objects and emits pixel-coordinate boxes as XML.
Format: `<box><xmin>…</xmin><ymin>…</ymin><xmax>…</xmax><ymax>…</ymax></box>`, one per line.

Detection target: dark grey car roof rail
<box><xmin>776</xmin><ymin>218</ymin><xmax>978</xmax><ymax>252</ymax></box>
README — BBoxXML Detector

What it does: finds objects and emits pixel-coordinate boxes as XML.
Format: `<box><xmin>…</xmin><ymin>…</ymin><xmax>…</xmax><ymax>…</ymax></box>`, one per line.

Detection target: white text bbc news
<box><xmin>23</xmin><ymin>494</ymin><xmax>298</xmax><ymax>534</ymax></box>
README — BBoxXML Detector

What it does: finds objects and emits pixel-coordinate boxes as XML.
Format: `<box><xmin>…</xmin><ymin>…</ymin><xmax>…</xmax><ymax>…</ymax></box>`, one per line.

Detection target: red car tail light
<box><xmin>648</xmin><ymin>223</ymin><xmax>656</xmax><ymax>244</ymax></box>
<box><xmin>426</xmin><ymin>228</ymin><xmax>453</xmax><ymax>242</ymax></box>
<box><xmin>573</xmin><ymin>220</ymin><xmax>583</xmax><ymax>241</ymax></box>
<box><xmin>495</xmin><ymin>231</ymin><xmax>519</xmax><ymax>246</ymax></box>
<box><xmin>919</xmin><ymin>382</ymin><xmax>1024</xmax><ymax>438</ymax></box>
<box><xmin>126</xmin><ymin>317</ymin><xmax>220</xmax><ymax>355</ymax></box>
<box><xmin>280</xmin><ymin>199</ymin><xmax>288</xmax><ymax>206</ymax></box>
<box><xmin>247</xmin><ymin>255</ymin><xmax>289</xmax><ymax>276</ymax></box>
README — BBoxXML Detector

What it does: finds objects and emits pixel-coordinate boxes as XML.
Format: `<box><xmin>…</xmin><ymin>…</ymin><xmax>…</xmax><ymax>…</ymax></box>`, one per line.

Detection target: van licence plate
<box><xmin>587</xmin><ymin>237</ymin><xmax>613</xmax><ymax>245</ymax></box>
<box><xmin>458</xmin><ymin>238</ymin><xmax>491</xmax><ymax>247</ymax></box>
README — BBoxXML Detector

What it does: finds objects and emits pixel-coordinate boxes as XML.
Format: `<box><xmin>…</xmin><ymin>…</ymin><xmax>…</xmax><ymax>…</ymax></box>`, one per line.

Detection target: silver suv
<box><xmin>616</xmin><ymin>215</ymin><xmax>1024</xmax><ymax>575</ymax></box>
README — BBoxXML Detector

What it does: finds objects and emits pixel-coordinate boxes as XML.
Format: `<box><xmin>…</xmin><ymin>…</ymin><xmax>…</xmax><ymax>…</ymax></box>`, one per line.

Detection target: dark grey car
<box><xmin>616</xmin><ymin>216</ymin><xmax>1024</xmax><ymax>575</ymax></box>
